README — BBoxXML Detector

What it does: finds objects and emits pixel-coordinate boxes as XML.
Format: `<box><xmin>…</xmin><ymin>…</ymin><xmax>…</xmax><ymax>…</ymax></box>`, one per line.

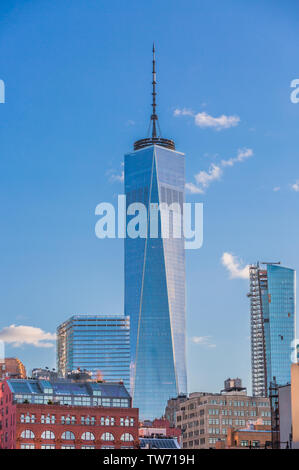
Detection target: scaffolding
<box><xmin>248</xmin><ymin>264</ymin><xmax>267</xmax><ymax>397</ymax></box>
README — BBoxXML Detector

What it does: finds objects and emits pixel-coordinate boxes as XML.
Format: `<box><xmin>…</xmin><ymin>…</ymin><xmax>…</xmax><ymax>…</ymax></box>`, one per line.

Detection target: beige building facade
<box><xmin>176</xmin><ymin>390</ymin><xmax>271</xmax><ymax>449</ymax></box>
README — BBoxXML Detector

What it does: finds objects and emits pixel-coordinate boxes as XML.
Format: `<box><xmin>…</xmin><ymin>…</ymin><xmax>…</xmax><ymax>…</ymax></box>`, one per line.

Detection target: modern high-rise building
<box><xmin>125</xmin><ymin>46</ymin><xmax>187</xmax><ymax>420</ymax></box>
<box><xmin>249</xmin><ymin>262</ymin><xmax>296</xmax><ymax>397</ymax></box>
<box><xmin>57</xmin><ymin>315</ymin><xmax>130</xmax><ymax>390</ymax></box>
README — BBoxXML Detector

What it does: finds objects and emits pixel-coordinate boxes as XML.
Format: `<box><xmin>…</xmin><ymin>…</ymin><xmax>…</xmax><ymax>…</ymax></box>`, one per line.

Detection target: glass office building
<box><xmin>125</xmin><ymin>144</ymin><xmax>187</xmax><ymax>420</ymax></box>
<box><xmin>249</xmin><ymin>263</ymin><xmax>296</xmax><ymax>396</ymax></box>
<box><xmin>57</xmin><ymin>315</ymin><xmax>130</xmax><ymax>391</ymax></box>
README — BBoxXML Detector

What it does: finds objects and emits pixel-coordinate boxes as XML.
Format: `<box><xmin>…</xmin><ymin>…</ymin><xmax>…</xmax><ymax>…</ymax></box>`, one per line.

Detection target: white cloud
<box><xmin>109</xmin><ymin>162</ymin><xmax>124</xmax><ymax>183</ymax></box>
<box><xmin>174</xmin><ymin>108</ymin><xmax>193</xmax><ymax>117</ymax></box>
<box><xmin>186</xmin><ymin>148</ymin><xmax>253</xmax><ymax>194</ymax></box>
<box><xmin>191</xmin><ymin>336</ymin><xmax>216</xmax><ymax>348</ymax></box>
<box><xmin>110</xmin><ymin>171</ymin><xmax>124</xmax><ymax>183</ymax></box>
<box><xmin>221</xmin><ymin>148</ymin><xmax>253</xmax><ymax>167</ymax></box>
<box><xmin>291</xmin><ymin>181</ymin><xmax>299</xmax><ymax>192</ymax></box>
<box><xmin>189</xmin><ymin>163</ymin><xmax>222</xmax><ymax>194</ymax></box>
<box><xmin>185</xmin><ymin>182</ymin><xmax>204</xmax><ymax>194</ymax></box>
<box><xmin>221</xmin><ymin>252</ymin><xmax>249</xmax><ymax>279</ymax></box>
<box><xmin>174</xmin><ymin>108</ymin><xmax>240</xmax><ymax>130</ymax></box>
<box><xmin>273</xmin><ymin>186</ymin><xmax>280</xmax><ymax>192</ymax></box>
<box><xmin>0</xmin><ymin>325</ymin><xmax>56</xmax><ymax>348</ymax></box>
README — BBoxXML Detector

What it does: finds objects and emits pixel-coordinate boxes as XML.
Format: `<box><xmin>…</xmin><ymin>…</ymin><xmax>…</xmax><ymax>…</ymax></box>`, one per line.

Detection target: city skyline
<box><xmin>0</xmin><ymin>0</ymin><xmax>299</xmax><ymax>396</ymax></box>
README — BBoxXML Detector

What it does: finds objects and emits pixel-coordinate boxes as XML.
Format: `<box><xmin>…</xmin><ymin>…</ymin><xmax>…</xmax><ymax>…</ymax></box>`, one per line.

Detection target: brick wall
<box><xmin>16</xmin><ymin>403</ymin><xmax>139</xmax><ymax>449</ymax></box>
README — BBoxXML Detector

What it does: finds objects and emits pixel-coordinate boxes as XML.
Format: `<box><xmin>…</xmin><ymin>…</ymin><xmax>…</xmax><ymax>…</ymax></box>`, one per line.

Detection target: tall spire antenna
<box><xmin>151</xmin><ymin>43</ymin><xmax>157</xmax><ymax>138</ymax></box>
<box><xmin>133</xmin><ymin>44</ymin><xmax>175</xmax><ymax>151</ymax></box>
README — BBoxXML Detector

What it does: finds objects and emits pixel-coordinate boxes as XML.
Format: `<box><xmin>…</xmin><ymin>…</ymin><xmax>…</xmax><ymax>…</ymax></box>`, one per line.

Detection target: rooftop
<box><xmin>139</xmin><ymin>437</ymin><xmax>180</xmax><ymax>449</ymax></box>
<box><xmin>6</xmin><ymin>378</ymin><xmax>130</xmax><ymax>399</ymax></box>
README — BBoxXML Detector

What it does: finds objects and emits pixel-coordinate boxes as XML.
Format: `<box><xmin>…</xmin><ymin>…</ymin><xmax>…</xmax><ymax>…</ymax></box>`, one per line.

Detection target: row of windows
<box><xmin>240</xmin><ymin>440</ymin><xmax>261</xmax><ymax>447</ymax></box>
<box><xmin>207</xmin><ymin>409</ymin><xmax>262</xmax><ymax>417</ymax></box>
<box><xmin>20</xmin><ymin>445</ymin><xmax>134</xmax><ymax>449</ymax></box>
<box><xmin>15</xmin><ymin>396</ymin><xmax>130</xmax><ymax>407</ymax></box>
<box><xmin>184</xmin><ymin>399</ymin><xmax>270</xmax><ymax>410</ymax></box>
<box><xmin>209</xmin><ymin>400</ymin><xmax>269</xmax><ymax>407</ymax></box>
<box><xmin>20</xmin><ymin>414</ymin><xmax>134</xmax><ymax>426</ymax></box>
<box><xmin>20</xmin><ymin>430</ymin><xmax>134</xmax><ymax>442</ymax></box>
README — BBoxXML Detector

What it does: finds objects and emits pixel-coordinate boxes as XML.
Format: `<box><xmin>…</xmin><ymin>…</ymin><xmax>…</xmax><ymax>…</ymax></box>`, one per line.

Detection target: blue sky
<box><xmin>0</xmin><ymin>0</ymin><xmax>299</xmax><ymax>395</ymax></box>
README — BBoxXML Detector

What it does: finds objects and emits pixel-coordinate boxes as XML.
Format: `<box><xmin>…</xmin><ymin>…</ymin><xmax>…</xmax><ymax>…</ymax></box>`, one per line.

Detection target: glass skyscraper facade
<box><xmin>249</xmin><ymin>263</ymin><xmax>296</xmax><ymax>396</ymax></box>
<box><xmin>125</xmin><ymin>144</ymin><xmax>187</xmax><ymax>420</ymax></box>
<box><xmin>57</xmin><ymin>315</ymin><xmax>130</xmax><ymax>391</ymax></box>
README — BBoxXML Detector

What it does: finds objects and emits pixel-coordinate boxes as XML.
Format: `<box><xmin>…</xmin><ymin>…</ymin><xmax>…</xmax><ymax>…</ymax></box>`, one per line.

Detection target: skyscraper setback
<box><xmin>249</xmin><ymin>263</ymin><xmax>296</xmax><ymax>397</ymax></box>
<box><xmin>125</xmin><ymin>46</ymin><xmax>187</xmax><ymax>420</ymax></box>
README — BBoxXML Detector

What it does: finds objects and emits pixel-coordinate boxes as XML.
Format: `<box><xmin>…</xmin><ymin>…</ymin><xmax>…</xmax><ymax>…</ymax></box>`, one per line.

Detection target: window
<box><xmin>81</xmin><ymin>432</ymin><xmax>95</xmax><ymax>441</ymax></box>
<box><xmin>208</xmin><ymin>428</ymin><xmax>220</xmax><ymax>435</ymax></box>
<box><xmin>41</xmin><ymin>414</ymin><xmax>56</xmax><ymax>424</ymax></box>
<box><xmin>101</xmin><ymin>417</ymin><xmax>115</xmax><ymax>426</ymax></box>
<box><xmin>101</xmin><ymin>432</ymin><xmax>115</xmax><ymax>442</ymax></box>
<box><xmin>208</xmin><ymin>438</ymin><xmax>217</xmax><ymax>444</ymax></box>
<box><xmin>21</xmin><ymin>430</ymin><xmax>35</xmax><ymax>439</ymax></box>
<box><xmin>41</xmin><ymin>445</ymin><xmax>55</xmax><ymax>449</ymax></box>
<box><xmin>41</xmin><ymin>431</ymin><xmax>55</xmax><ymax>440</ymax></box>
<box><xmin>208</xmin><ymin>418</ymin><xmax>219</xmax><ymax>425</ymax></box>
<box><xmin>62</xmin><ymin>415</ymin><xmax>76</xmax><ymax>425</ymax></box>
<box><xmin>22</xmin><ymin>414</ymin><xmax>35</xmax><ymax>424</ymax></box>
<box><xmin>120</xmin><ymin>417</ymin><xmax>131</xmax><ymax>426</ymax></box>
<box><xmin>241</xmin><ymin>440</ymin><xmax>248</xmax><ymax>447</ymax></box>
<box><xmin>81</xmin><ymin>416</ymin><xmax>96</xmax><ymax>425</ymax></box>
<box><xmin>81</xmin><ymin>446</ymin><xmax>95</xmax><ymax>449</ymax></box>
<box><xmin>120</xmin><ymin>433</ymin><xmax>134</xmax><ymax>442</ymax></box>
<box><xmin>61</xmin><ymin>431</ymin><xmax>75</xmax><ymax>440</ymax></box>
<box><xmin>61</xmin><ymin>445</ymin><xmax>75</xmax><ymax>449</ymax></box>
<box><xmin>21</xmin><ymin>444</ymin><xmax>35</xmax><ymax>449</ymax></box>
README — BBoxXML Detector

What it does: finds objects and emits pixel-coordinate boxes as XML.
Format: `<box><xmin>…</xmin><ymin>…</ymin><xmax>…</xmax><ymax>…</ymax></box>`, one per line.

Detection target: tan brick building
<box><xmin>176</xmin><ymin>385</ymin><xmax>271</xmax><ymax>449</ymax></box>
<box><xmin>0</xmin><ymin>358</ymin><xmax>26</xmax><ymax>380</ymax></box>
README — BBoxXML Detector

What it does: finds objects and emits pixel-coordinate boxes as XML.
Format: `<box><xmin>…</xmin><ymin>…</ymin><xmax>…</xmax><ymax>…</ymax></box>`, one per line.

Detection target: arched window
<box><xmin>121</xmin><ymin>433</ymin><xmax>134</xmax><ymax>442</ymax></box>
<box><xmin>101</xmin><ymin>432</ymin><xmax>114</xmax><ymax>441</ymax></box>
<box><xmin>21</xmin><ymin>430</ymin><xmax>35</xmax><ymax>439</ymax></box>
<box><xmin>81</xmin><ymin>432</ymin><xmax>95</xmax><ymax>441</ymax></box>
<box><xmin>41</xmin><ymin>431</ymin><xmax>55</xmax><ymax>440</ymax></box>
<box><xmin>61</xmin><ymin>431</ymin><xmax>75</xmax><ymax>440</ymax></box>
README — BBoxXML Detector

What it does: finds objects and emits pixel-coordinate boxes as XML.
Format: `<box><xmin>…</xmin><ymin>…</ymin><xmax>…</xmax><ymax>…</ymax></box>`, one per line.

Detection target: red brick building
<box><xmin>215</xmin><ymin>424</ymin><xmax>272</xmax><ymax>449</ymax></box>
<box><xmin>139</xmin><ymin>418</ymin><xmax>181</xmax><ymax>439</ymax></box>
<box><xmin>1</xmin><ymin>378</ymin><xmax>138</xmax><ymax>449</ymax></box>
<box><xmin>0</xmin><ymin>379</ymin><xmax>16</xmax><ymax>449</ymax></box>
<box><xmin>16</xmin><ymin>403</ymin><xmax>138</xmax><ymax>449</ymax></box>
